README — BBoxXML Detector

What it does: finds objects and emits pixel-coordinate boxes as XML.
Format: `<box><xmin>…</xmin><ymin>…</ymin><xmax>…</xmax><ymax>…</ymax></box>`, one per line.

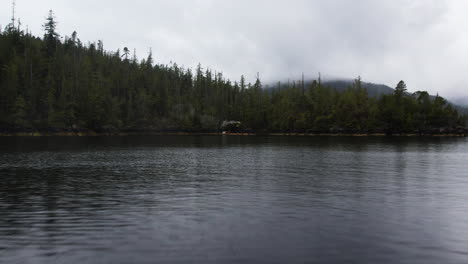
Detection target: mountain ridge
<box><xmin>267</xmin><ymin>78</ymin><xmax>468</xmax><ymax>116</ymax></box>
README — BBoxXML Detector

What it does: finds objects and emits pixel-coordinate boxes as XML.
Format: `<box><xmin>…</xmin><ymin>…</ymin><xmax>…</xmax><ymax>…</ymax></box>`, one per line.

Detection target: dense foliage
<box><xmin>0</xmin><ymin>13</ymin><xmax>465</xmax><ymax>134</ymax></box>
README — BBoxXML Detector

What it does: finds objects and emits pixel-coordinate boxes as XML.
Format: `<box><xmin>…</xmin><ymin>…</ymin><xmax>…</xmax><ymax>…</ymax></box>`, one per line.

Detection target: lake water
<box><xmin>0</xmin><ymin>136</ymin><xmax>467</xmax><ymax>264</ymax></box>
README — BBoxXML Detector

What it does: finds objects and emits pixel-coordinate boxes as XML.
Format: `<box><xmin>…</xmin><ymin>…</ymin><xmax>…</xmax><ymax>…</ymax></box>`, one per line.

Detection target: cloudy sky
<box><xmin>2</xmin><ymin>0</ymin><xmax>468</xmax><ymax>98</ymax></box>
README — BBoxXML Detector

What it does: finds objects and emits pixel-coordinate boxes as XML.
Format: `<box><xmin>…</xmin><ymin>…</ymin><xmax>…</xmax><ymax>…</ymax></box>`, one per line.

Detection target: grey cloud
<box><xmin>1</xmin><ymin>0</ymin><xmax>467</xmax><ymax>98</ymax></box>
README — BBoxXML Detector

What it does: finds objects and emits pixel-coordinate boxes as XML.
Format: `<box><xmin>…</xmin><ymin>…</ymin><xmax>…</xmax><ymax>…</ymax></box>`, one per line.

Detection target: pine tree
<box><xmin>43</xmin><ymin>10</ymin><xmax>59</xmax><ymax>56</ymax></box>
<box><xmin>394</xmin><ymin>80</ymin><xmax>407</xmax><ymax>98</ymax></box>
<box><xmin>122</xmin><ymin>47</ymin><xmax>130</xmax><ymax>61</ymax></box>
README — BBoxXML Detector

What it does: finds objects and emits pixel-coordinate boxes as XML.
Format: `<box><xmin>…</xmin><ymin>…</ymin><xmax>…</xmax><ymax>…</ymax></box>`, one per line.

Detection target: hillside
<box><xmin>323</xmin><ymin>80</ymin><xmax>468</xmax><ymax>115</ymax></box>
<box><xmin>323</xmin><ymin>80</ymin><xmax>394</xmax><ymax>97</ymax></box>
<box><xmin>450</xmin><ymin>96</ymin><xmax>468</xmax><ymax>107</ymax></box>
<box><xmin>267</xmin><ymin>79</ymin><xmax>394</xmax><ymax>98</ymax></box>
<box><xmin>0</xmin><ymin>13</ymin><xmax>466</xmax><ymax>135</ymax></box>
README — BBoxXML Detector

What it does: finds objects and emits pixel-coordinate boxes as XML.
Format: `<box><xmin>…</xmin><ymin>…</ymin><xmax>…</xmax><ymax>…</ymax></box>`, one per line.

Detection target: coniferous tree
<box><xmin>43</xmin><ymin>10</ymin><xmax>59</xmax><ymax>56</ymax></box>
<box><xmin>122</xmin><ymin>47</ymin><xmax>130</xmax><ymax>61</ymax></box>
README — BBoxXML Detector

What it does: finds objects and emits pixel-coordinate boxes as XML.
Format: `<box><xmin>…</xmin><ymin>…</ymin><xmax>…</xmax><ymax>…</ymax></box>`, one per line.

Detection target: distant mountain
<box><xmin>324</xmin><ymin>80</ymin><xmax>468</xmax><ymax>116</ymax></box>
<box><xmin>449</xmin><ymin>96</ymin><xmax>468</xmax><ymax>107</ymax></box>
<box><xmin>266</xmin><ymin>79</ymin><xmax>395</xmax><ymax>97</ymax></box>
<box><xmin>322</xmin><ymin>80</ymin><xmax>394</xmax><ymax>97</ymax></box>
<box><xmin>454</xmin><ymin>105</ymin><xmax>468</xmax><ymax>115</ymax></box>
<box><xmin>278</xmin><ymin>79</ymin><xmax>468</xmax><ymax>116</ymax></box>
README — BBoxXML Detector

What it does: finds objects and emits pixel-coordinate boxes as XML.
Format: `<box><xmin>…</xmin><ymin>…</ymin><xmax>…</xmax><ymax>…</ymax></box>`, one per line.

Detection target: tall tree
<box><xmin>43</xmin><ymin>10</ymin><xmax>59</xmax><ymax>56</ymax></box>
<box><xmin>122</xmin><ymin>47</ymin><xmax>130</xmax><ymax>61</ymax></box>
<box><xmin>394</xmin><ymin>80</ymin><xmax>407</xmax><ymax>98</ymax></box>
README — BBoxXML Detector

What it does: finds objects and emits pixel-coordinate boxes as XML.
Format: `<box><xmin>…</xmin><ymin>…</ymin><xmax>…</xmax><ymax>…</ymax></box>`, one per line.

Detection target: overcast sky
<box><xmin>2</xmin><ymin>0</ymin><xmax>468</xmax><ymax>98</ymax></box>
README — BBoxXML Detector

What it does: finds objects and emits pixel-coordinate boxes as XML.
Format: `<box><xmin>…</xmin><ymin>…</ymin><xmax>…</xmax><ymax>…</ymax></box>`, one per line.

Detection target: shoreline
<box><xmin>0</xmin><ymin>131</ymin><xmax>465</xmax><ymax>137</ymax></box>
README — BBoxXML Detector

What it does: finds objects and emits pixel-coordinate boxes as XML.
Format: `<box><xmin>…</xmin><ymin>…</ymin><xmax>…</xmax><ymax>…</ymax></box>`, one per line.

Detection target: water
<box><xmin>0</xmin><ymin>136</ymin><xmax>467</xmax><ymax>264</ymax></box>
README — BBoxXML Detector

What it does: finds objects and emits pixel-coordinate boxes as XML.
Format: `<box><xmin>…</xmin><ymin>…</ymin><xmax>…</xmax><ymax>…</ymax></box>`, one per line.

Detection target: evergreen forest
<box><xmin>0</xmin><ymin>12</ymin><xmax>466</xmax><ymax>134</ymax></box>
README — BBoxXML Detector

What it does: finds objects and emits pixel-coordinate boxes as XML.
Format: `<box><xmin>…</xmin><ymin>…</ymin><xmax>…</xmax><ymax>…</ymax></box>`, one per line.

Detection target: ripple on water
<box><xmin>0</xmin><ymin>136</ymin><xmax>467</xmax><ymax>264</ymax></box>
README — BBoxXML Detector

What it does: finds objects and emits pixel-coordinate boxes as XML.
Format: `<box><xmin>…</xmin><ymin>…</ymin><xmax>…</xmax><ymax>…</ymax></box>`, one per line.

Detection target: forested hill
<box><xmin>322</xmin><ymin>80</ymin><xmax>468</xmax><ymax>115</ymax></box>
<box><xmin>267</xmin><ymin>80</ymin><xmax>394</xmax><ymax>97</ymax></box>
<box><xmin>323</xmin><ymin>80</ymin><xmax>394</xmax><ymax>97</ymax></box>
<box><xmin>450</xmin><ymin>97</ymin><xmax>468</xmax><ymax>115</ymax></box>
<box><xmin>0</xmin><ymin>12</ymin><xmax>466</xmax><ymax>134</ymax></box>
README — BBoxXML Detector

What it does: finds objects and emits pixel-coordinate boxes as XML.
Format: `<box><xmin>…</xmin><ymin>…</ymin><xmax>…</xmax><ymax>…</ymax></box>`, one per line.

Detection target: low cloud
<box><xmin>2</xmin><ymin>0</ymin><xmax>468</xmax><ymax>97</ymax></box>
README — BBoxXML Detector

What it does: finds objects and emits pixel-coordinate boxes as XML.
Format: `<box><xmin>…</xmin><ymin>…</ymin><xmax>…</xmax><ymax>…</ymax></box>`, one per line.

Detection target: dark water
<box><xmin>1</xmin><ymin>136</ymin><xmax>467</xmax><ymax>264</ymax></box>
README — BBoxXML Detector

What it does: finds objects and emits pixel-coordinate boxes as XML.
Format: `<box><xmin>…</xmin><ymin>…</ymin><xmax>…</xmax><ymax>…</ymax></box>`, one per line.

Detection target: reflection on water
<box><xmin>0</xmin><ymin>136</ymin><xmax>468</xmax><ymax>264</ymax></box>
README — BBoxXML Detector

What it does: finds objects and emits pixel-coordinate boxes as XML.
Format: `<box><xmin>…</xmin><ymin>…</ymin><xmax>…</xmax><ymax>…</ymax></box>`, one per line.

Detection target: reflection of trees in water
<box><xmin>0</xmin><ymin>136</ymin><xmax>466</xmax><ymax>258</ymax></box>
<box><xmin>0</xmin><ymin>143</ymin><xmax>232</xmax><ymax>246</ymax></box>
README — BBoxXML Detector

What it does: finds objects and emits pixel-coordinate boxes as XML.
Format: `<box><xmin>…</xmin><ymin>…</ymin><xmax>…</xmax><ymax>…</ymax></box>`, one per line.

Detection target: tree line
<box><xmin>0</xmin><ymin>12</ymin><xmax>466</xmax><ymax>134</ymax></box>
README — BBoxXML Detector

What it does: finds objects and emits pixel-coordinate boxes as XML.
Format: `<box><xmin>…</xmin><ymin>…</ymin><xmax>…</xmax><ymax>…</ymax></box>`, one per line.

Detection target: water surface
<box><xmin>1</xmin><ymin>136</ymin><xmax>467</xmax><ymax>263</ymax></box>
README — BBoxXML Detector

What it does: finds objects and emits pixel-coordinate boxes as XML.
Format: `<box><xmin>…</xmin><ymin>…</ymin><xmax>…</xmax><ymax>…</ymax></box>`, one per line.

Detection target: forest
<box><xmin>0</xmin><ymin>11</ymin><xmax>466</xmax><ymax>135</ymax></box>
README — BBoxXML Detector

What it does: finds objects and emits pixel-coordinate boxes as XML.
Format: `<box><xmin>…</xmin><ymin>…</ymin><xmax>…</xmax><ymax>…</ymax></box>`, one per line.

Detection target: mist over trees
<box><xmin>0</xmin><ymin>12</ymin><xmax>465</xmax><ymax>134</ymax></box>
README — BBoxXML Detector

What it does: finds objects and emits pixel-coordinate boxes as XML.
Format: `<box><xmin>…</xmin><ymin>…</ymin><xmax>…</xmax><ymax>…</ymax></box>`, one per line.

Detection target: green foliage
<box><xmin>0</xmin><ymin>13</ymin><xmax>465</xmax><ymax>134</ymax></box>
<box><xmin>395</xmin><ymin>80</ymin><xmax>407</xmax><ymax>98</ymax></box>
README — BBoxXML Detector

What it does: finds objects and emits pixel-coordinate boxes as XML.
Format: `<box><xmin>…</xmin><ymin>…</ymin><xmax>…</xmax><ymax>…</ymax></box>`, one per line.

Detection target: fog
<box><xmin>1</xmin><ymin>0</ymin><xmax>468</xmax><ymax>99</ymax></box>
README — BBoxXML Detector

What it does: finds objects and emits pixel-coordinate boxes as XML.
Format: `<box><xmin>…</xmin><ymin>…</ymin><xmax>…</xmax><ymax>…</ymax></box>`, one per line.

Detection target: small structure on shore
<box><xmin>221</xmin><ymin>121</ymin><xmax>242</xmax><ymax>133</ymax></box>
